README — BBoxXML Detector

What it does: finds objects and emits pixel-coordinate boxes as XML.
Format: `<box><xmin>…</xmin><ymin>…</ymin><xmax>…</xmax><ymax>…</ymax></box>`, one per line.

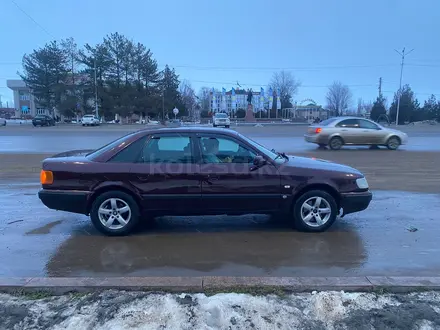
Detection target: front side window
<box><xmin>200</xmin><ymin>136</ymin><xmax>256</xmax><ymax>164</ymax></box>
<box><xmin>336</xmin><ymin>119</ymin><xmax>360</xmax><ymax>128</ymax></box>
<box><xmin>359</xmin><ymin>119</ymin><xmax>380</xmax><ymax>130</ymax></box>
<box><xmin>141</xmin><ymin>136</ymin><xmax>193</xmax><ymax>163</ymax></box>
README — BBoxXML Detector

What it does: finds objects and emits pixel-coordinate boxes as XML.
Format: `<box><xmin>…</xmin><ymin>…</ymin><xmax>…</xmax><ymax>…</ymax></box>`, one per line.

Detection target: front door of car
<box><xmin>358</xmin><ymin>119</ymin><xmax>386</xmax><ymax>144</ymax></box>
<box><xmin>128</xmin><ymin>133</ymin><xmax>201</xmax><ymax>213</ymax></box>
<box><xmin>197</xmin><ymin>134</ymin><xmax>281</xmax><ymax>214</ymax></box>
<box><xmin>335</xmin><ymin>119</ymin><xmax>361</xmax><ymax>144</ymax></box>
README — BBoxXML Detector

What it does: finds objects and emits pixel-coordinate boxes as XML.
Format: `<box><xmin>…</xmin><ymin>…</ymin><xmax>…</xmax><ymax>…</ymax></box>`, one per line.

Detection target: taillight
<box><xmin>315</xmin><ymin>127</ymin><xmax>322</xmax><ymax>134</ymax></box>
<box><xmin>40</xmin><ymin>170</ymin><xmax>53</xmax><ymax>185</ymax></box>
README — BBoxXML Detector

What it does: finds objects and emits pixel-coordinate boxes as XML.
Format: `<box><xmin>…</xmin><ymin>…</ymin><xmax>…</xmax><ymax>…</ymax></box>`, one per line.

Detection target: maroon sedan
<box><xmin>38</xmin><ymin>127</ymin><xmax>372</xmax><ymax>236</ymax></box>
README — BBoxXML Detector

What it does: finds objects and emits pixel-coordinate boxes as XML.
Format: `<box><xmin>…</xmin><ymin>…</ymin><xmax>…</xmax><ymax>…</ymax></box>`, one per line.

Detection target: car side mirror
<box><xmin>252</xmin><ymin>155</ymin><xmax>266</xmax><ymax>169</ymax></box>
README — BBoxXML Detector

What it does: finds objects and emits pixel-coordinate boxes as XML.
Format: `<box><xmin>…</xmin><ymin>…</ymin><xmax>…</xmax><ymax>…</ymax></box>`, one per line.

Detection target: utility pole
<box><xmin>94</xmin><ymin>59</ymin><xmax>99</xmax><ymax>118</ymax></box>
<box><xmin>394</xmin><ymin>48</ymin><xmax>414</xmax><ymax>125</ymax></box>
<box><xmin>162</xmin><ymin>89</ymin><xmax>165</xmax><ymax>121</ymax></box>
<box><xmin>378</xmin><ymin>77</ymin><xmax>382</xmax><ymax>98</ymax></box>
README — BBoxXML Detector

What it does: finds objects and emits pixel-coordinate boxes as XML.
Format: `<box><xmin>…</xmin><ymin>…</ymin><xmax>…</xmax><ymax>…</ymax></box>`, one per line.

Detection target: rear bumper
<box><xmin>38</xmin><ymin>189</ymin><xmax>91</xmax><ymax>215</ymax></box>
<box><xmin>304</xmin><ymin>134</ymin><xmax>326</xmax><ymax>144</ymax></box>
<box><xmin>340</xmin><ymin>191</ymin><xmax>372</xmax><ymax>216</ymax></box>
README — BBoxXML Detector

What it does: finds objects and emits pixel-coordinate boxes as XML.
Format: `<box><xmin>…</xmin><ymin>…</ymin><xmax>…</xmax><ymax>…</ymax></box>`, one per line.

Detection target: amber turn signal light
<box><xmin>40</xmin><ymin>170</ymin><xmax>53</xmax><ymax>185</ymax></box>
<box><xmin>315</xmin><ymin>127</ymin><xmax>322</xmax><ymax>134</ymax></box>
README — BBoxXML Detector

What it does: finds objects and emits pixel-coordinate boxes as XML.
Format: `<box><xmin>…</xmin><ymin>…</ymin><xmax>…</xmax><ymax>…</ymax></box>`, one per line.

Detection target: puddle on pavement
<box><xmin>45</xmin><ymin>217</ymin><xmax>367</xmax><ymax>277</ymax></box>
<box><xmin>26</xmin><ymin>220</ymin><xmax>63</xmax><ymax>235</ymax></box>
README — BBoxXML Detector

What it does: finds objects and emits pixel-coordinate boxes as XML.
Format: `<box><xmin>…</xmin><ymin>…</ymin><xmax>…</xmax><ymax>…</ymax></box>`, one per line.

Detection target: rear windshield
<box><xmin>86</xmin><ymin>131</ymin><xmax>140</xmax><ymax>160</ymax></box>
<box><xmin>318</xmin><ymin>118</ymin><xmax>338</xmax><ymax>126</ymax></box>
<box><xmin>215</xmin><ymin>113</ymin><xmax>228</xmax><ymax>118</ymax></box>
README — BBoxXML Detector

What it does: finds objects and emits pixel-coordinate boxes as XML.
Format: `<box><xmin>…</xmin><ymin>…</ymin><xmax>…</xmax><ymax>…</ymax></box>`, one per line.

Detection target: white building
<box><xmin>210</xmin><ymin>89</ymin><xmax>271</xmax><ymax>114</ymax></box>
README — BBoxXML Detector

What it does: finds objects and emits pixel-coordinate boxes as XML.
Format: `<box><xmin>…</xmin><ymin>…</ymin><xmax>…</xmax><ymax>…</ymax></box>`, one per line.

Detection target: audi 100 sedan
<box><xmin>38</xmin><ymin>127</ymin><xmax>372</xmax><ymax>236</ymax></box>
<box><xmin>304</xmin><ymin>116</ymin><xmax>408</xmax><ymax>150</ymax></box>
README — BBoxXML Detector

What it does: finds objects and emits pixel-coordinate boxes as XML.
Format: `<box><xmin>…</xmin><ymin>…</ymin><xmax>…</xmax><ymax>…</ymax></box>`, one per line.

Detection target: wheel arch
<box><xmin>291</xmin><ymin>183</ymin><xmax>341</xmax><ymax>211</ymax></box>
<box><xmin>86</xmin><ymin>184</ymin><xmax>142</xmax><ymax>214</ymax></box>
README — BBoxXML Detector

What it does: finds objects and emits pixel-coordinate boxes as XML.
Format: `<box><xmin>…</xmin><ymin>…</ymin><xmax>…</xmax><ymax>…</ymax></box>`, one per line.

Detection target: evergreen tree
<box><xmin>158</xmin><ymin>65</ymin><xmax>181</xmax><ymax>118</ymax></box>
<box><xmin>370</xmin><ymin>94</ymin><xmax>387</xmax><ymax>122</ymax></box>
<box><xmin>19</xmin><ymin>41</ymin><xmax>69</xmax><ymax>116</ymax></box>
<box><xmin>389</xmin><ymin>84</ymin><xmax>419</xmax><ymax>124</ymax></box>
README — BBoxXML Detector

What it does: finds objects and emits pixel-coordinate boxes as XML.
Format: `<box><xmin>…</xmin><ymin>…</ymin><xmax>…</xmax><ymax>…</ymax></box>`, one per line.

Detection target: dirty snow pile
<box><xmin>1</xmin><ymin>290</ymin><xmax>440</xmax><ymax>329</ymax></box>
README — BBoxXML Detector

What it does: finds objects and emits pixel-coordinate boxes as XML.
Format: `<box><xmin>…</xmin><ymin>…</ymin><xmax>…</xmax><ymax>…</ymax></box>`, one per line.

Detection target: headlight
<box><xmin>356</xmin><ymin>177</ymin><xmax>369</xmax><ymax>189</ymax></box>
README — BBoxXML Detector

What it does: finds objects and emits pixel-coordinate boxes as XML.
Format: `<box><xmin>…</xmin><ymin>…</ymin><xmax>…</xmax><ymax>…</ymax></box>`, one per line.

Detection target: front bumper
<box><xmin>38</xmin><ymin>189</ymin><xmax>91</xmax><ymax>215</ymax></box>
<box><xmin>339</xmin><ymin>191</ymin><xmax>372</xmax><ymax>217</ymax></box>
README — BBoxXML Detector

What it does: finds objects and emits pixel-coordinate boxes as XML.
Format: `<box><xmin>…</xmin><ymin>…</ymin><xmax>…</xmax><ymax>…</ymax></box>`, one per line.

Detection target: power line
<box><xmin>10</xmin><ymin>0</ymin><xmax>55</xmax><ymax>38</ymax></box>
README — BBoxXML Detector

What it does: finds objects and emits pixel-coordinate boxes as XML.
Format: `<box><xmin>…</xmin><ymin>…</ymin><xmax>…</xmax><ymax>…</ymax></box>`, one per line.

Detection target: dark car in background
<box><xmin>38</xmin><ymin>127</ymin><xmax>372</xmax><ymax>236</ymax></box>
<box><xmin>32</xmin><ymin>115</ymin><xmax>55</xmax><ymax>127</ymax></box>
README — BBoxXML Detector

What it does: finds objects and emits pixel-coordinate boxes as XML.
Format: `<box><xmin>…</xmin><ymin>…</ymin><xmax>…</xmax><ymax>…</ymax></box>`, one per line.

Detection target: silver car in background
<box><xmin>0</xmin><ymin>118</ymin><xmax>6</xmax><ymax>126</ymax></box>
<box><xmin>304</xmin><ymin>116</ymin><xmax>408</xmax><ymax>150</ymax></box>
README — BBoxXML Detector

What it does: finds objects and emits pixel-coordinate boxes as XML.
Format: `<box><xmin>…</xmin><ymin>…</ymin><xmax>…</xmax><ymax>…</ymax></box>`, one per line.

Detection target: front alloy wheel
<box><xmin>386</xmin><ymin>136</ymin><xmax>400</xmax><ymax>150</ymax></box>
<box><xmin>293</xmin><ymin>190</ymin><xmax>338</xmax><ymax>232</ymax></box>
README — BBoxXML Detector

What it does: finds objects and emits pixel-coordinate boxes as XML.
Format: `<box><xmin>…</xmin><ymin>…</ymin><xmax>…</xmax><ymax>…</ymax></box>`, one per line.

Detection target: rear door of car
<box><xmin>128</xmin><ymin>132</ymin><xmax>201</xmax><ymax>213</ymax></box>
<box><xmin>335</xmin><ymin>119</ymin><xmax>361</xmax><ymax>144</ymax></box>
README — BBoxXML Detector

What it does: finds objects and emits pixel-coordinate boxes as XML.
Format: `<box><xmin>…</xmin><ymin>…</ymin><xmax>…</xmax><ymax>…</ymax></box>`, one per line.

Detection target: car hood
<box><xmin>282</xmin><ymin>155</ymin><xmax>362</xmax><ymax>175</ymax></box>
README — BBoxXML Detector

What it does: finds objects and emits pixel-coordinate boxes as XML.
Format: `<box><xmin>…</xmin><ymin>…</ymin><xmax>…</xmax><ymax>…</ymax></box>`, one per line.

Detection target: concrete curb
<box><xmin>1</xmin><ymin>276</ymin><xmax>440</xmax><ymax>295</ymax></box>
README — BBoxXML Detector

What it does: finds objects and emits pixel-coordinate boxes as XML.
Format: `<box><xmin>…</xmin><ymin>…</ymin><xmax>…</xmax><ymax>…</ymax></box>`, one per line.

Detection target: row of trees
<box><xmin>370</xmin><ymin>85</ymin><xmax>440</xmax><ymax>124</ymax></box>
<box><xmin>20</xmin><ymin>33</ymin><xmax>195</xmax><ymax>119</ymax></box>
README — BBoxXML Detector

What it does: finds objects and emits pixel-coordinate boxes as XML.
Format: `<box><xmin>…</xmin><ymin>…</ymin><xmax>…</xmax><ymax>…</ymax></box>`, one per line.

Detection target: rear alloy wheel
<box><xmin>386</xmin><ymin>136</ymin><xmax>400</xmax><ymax>150</ymax></box>
<box><xmin>293</xmin><ymin>190</ymin><xmax>338</xmax><ymax>232</ymax></box>
<box><xmin>329</xmin><ymin>137</ymin><xmax>343</xmax><ymax>150</ymax></box>
<box><xmin>90</xmin><ymin>191</ymin><xmax>140</xmax><ymax>236</ymax></box>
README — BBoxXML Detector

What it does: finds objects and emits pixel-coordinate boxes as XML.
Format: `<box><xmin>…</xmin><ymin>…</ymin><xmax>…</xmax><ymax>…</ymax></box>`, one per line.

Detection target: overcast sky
<box><xmin>1</xmin><ymin>0</ymin><xmax>439</xmax><ymax>108</ymax></box>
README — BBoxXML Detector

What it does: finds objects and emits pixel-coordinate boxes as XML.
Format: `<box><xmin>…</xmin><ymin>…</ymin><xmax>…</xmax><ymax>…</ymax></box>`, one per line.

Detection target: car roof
<box><xmin>139</xmin><ymin>126</ymin><xmax>239</xmax><ymax>136</ymax></box>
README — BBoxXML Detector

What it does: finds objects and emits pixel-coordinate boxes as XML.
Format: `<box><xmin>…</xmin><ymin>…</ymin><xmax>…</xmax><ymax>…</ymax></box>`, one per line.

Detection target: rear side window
<box><xmin>336</xmin><ymin>119</ymin><xmax>360</xmax><ymax>128</ymax></box>
<box><xmin>141</xmin><ymin>136</ymin><xmax>193</xmax><ymax>163</ymax></box>
<box><xmin>108</xmin><ymin>136</ymin><xmax>147</xmax><ymax>163</ymax></box>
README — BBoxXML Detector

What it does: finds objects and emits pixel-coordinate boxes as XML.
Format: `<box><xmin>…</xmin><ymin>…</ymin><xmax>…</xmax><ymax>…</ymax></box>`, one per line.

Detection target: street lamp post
<box><xmin>94</xmin><ymin>59</ymin><xmax>99</xmax><ymax>118</ymax></box>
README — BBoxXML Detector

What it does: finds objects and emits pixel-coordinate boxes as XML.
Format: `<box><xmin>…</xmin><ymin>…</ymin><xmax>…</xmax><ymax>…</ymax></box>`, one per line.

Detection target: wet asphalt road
<box><xmin>1</xmin><ymin>124</ymin><xmax>440</xmax><ymax>279</ymax></box>
<box><xmin>1</xmin><ymin>183</ymin><xmax>440</xmax><ymax>278</ymax></box>
<box><xmin>1</xmin><ymin>124</ymin><xmax>440</xmax><ymax>153</ymax></box>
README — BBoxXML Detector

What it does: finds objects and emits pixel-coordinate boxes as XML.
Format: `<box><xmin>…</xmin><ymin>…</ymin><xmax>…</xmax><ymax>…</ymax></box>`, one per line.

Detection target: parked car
<box><xmin>38</xmin><ymin>127</ymin><xmax>372</xmax><ymax>236</ymax></box>
<box><xmin>82</xmin><ymin>115</ymin><xmax>100</xmax><ymax>126</ymax></box>
<box><xmin>32</xmin><ymin>115</ymin><xmax>55</xmax><ymax>127</ymax></box>
<box><xmin>213</xmin><ymin>112</ymin><xmax>231</xmax><ymax>128</ymax></box>
<box><xmin>304</xmin><ymin>116</ymin><xmax>408</xmax><ymax>150</ymax></box>
<box><xmin>166</xmin><ymin>119</ymin><xmax>182</xmax><ymax>127</ymax></box>
<box><xmin>0</xmin><ymin>118</ymin><xmax>6</xmax><ymax>126</ymax></box>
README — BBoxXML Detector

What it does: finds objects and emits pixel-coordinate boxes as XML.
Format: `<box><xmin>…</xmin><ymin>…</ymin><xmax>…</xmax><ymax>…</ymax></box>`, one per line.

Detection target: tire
<box><xmin>329</xmin><ymin>136</ymin><xmax>343</xmax><ymax>150</ymax></box>
<box><xmin>90</xmin><ymin>190</ymin><xmax>140</xmax><ymax>236</ymax></box>
<box><xmin>213</xmin><ymin>124</ymin><xmax>217</xmax><ymax>127</ymax></box>
<box><xmin>226</xmin><ymin>125</ymin><xmax>230</xmax><ymax>128</ymax></box>
<box><xmin>292</xmin><ymin>190</ymin><xmax>338</xmax><ymax>232</ymax></box>
<box><xmin>386</xmin><ymin>136</ymin><xmax>400</xmax><ymax>150</ymax></box>
<box><xmin>82</xmin><ymin>124</ymin><xmax>85</xmax><ymax>126</ymax></box>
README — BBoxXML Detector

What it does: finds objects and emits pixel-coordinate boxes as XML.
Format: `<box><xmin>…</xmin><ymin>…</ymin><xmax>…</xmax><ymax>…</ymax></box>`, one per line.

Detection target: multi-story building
<box><xmin>210</xmin><ymin>89</ymin><xmax>270</xmax><ymax>114</ymax></box>
<box><xmin>6</xmin><ymin>80</ymin><xmax>41</xmax><ymax>118</ymax></box>
<box><xmin>7</xmin><ymin>75</ymin><xmax>91</xmax><ymax>118</ymax></box>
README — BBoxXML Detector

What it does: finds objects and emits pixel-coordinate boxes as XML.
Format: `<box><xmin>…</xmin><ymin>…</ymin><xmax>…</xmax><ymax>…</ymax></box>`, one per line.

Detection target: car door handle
<box><xmin>137</xmin><ymin>175</ymin><xmax>150</xmax><ymax>181</ymax></box>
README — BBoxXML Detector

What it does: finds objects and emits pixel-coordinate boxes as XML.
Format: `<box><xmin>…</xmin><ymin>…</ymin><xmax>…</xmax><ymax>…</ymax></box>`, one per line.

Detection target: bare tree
<box><xmin>269</xmin><ymin>70</ymin><xmax>300</xmax><ymax>108</ymax></box>
<box><xmin>326</xmin><ymin>81</ymin><xmax>352</xmax><ymax>116</ymax></box>
<box><xmin>197</xmin><ymin>86</ymin><xmax>211</xmax><ymax>112</ymax></box>
<box><xmin>179</xmin><ymin>80</ymin><xmax>197</xmax><ymax>119</ymax></box>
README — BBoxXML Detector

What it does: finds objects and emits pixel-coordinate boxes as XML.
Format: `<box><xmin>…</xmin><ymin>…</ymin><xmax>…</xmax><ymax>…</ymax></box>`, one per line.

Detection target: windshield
<box><xmin>86</xmin><ymin>132</ymin><xmax>139</xmax><ymax>159</ymax></box>
<box><xmin>318</xmin><ymin>117</ymin><xmax>338</xmax><ymax>126</ymax></box>
<box><xmin>215</xmin><ymin>113</ymin><xmax>228</xmax><ymax>118</ymax></box>
<box><xmin>237</xmin><ymin>133</ymin><xmax>286</xmax><ymax>164</ymax></box>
